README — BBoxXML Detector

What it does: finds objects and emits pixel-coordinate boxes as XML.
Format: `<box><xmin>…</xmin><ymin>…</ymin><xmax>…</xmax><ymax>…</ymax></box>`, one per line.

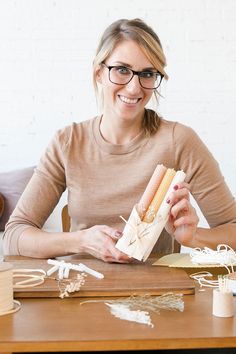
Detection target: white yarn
<box><xmin>190</xmin><ymin>244</ymin><xmax>236</xmax><ymax>271</ymax></box>
<box><xmin>189</xmin><ymin>245</ymin><xmax>236</xmax><ymax>289</ymax></box>
<box><xmin>190</xmin><ymin>271</ymin><xmax>219</xmax><ymax>288</ymax></box>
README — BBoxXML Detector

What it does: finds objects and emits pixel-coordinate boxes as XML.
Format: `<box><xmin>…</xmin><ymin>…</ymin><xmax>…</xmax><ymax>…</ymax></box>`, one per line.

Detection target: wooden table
<box><xmin>1</xmin><ymin>256</ymin><xmax>236</xmax><ymax>353</ymax></box>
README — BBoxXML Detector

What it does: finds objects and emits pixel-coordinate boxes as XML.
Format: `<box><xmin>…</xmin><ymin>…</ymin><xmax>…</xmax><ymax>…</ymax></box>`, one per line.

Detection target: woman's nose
<box><xmin>125</xmin><ymin>74</ymin><xmax>141</xmax><ymax>93</ymax></box>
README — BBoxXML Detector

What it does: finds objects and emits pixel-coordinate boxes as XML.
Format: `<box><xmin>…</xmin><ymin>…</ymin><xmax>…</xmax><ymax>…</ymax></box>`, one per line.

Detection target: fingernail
<box><xmin>166</xmin><ymin>198</ymin><xmax>170</xmax><ymax>204</ymax></box>
<box><xmin>115</xmin><ymin>231</ymin><xmax>123</xmax><ymax>238</ymax></box>
<box><xmin>173</xmin><ymin>184</ymin><xmax>179</xmax><ymax>190</ymax></box>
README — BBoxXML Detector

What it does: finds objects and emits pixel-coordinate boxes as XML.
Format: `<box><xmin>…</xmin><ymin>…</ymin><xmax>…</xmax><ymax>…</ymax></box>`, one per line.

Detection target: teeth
<box><xmin>119</xmin><ymin>95</ymin><xmax>139</xmax><ymax>104</ymax></box>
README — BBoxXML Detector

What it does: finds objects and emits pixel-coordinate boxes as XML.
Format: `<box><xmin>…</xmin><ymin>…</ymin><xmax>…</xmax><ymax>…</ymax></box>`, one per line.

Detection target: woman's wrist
<box><xmin>66</xmin><ymin>229</ymin><xmax>87</xmax><ymax>254</ymax></box>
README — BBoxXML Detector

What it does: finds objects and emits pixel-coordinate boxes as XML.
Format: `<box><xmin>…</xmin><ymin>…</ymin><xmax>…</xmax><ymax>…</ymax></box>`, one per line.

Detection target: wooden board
<box><xmin>7</xmin><ymin>256</ymin><xmax>195</xmax><ymax>298</ymax></box>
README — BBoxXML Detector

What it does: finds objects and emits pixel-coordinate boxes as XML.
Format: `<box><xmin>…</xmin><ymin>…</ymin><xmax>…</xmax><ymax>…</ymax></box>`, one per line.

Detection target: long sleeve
<box><xmin>3</xmin><ymin>127</ymin><xmax>68</xmax><ymax>255</ymax></box>
<box><xmin>173</xmin><ymin>122</ymin><xmax>236</xmax><ymax>227</ymax></box>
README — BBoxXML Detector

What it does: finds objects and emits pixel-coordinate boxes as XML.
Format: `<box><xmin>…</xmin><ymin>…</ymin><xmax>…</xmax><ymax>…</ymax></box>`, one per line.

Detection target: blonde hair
<box><xmin>93</xmin><ymin>18</ymin><xmax>168</xmax><ymax>135</ymax></box>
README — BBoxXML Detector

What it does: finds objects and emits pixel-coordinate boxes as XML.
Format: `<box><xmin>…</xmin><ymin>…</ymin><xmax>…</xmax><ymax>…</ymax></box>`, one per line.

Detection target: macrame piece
<box><xmin>116</xmin><ymin>170</ymin><xmax>186</xmax><ymax>261</ymax></box>
<box><xmin>81</xmin><ymin>293</ymin><xmax>184</xmax><ymax>327</ymax></box>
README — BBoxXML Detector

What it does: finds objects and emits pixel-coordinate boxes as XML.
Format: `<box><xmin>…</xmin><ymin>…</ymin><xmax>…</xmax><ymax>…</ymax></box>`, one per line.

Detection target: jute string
<box><xmin>0</xmin><ymin>263</ymin><xmax>21</xmax><ymax>316</ymax></box>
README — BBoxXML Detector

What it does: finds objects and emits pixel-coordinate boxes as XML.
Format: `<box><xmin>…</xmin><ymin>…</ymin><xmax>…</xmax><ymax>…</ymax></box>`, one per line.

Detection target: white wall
<box><xmin>0</xmin><ymin>0</ymin><xmax>235</xmax><ymax>232</ymax></box>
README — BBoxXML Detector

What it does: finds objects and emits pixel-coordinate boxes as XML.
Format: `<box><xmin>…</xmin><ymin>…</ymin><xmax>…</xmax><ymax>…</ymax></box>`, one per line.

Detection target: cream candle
<box><xmin>142</xmin><ymin>168</ymin><xmax>176</xmax><ymax>223</ymax></box>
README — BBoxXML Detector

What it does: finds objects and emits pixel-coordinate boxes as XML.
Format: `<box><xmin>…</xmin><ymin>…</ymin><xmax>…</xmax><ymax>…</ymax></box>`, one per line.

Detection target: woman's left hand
<box><xmin>165</xmin><ymin>182</ymin><xmax>199</xmax><ymax>247</ymax></box>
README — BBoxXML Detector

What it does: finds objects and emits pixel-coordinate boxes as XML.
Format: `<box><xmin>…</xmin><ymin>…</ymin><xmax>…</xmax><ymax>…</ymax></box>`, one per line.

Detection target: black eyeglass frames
<box><xmin>101</xmin><ymin>63</ymin><xmax>163</xmax><ymax>90</ymax></box>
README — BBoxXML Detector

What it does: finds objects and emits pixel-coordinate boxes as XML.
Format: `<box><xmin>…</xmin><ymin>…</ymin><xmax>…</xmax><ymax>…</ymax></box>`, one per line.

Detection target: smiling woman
<box><xmin>95</xmin><ymin>39</ymin><xmax>159</xmax><ymax>144</ymax></box>
<box><xmin>3</xmin><ymin>18</ymin><xmax>236</xmax><ymax>262</ymax></box>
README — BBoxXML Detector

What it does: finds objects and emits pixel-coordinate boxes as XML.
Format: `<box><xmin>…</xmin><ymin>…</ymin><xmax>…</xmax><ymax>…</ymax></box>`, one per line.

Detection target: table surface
<box><xmin>0</xmin><ymin>256</ymin><xmax>236</xmax><ymax>353</ymax></box>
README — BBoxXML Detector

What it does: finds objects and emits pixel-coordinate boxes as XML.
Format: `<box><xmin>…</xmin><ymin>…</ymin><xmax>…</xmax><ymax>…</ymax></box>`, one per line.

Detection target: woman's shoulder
<box><xmin>159</xmin><ymin>117</ymin><xmax>201</xmax><ymax>144</ymax></box>
<box><xmin>160</xmin><ymin>117</ymin><xmax>195</xmax><ymax>134</ymax></box>
<box><xmin>57</xmin><ymin>116</ymin><xmax>97</xmax><ymax>135</ymax></box>
<box><xmin>53</xmin><ymin>116</ymin><xmax>98</xmax><ymax>147</ymax></box>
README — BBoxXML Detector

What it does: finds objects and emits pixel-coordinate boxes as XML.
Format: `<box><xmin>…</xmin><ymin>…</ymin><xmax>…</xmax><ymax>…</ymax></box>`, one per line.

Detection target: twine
<box><xmin>0</xmin><ymin>262</ymin><xmax>21</xmax><ymax>316</ymax></box>
<box><xmin>13</xmin><ymin>268</ymin><xmax>46</xmax><ymax>287</ymax></box>
<box><xmin>0</xmin><ymin>262</ymin><xmax>47</xmax><ymax>316</ymax></box>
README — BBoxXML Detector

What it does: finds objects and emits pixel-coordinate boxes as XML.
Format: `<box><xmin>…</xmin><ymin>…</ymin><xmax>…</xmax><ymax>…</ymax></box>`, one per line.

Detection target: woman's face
<box><xmin>96</xmin><ymin>40</ymin><xmax>155</xmax><ymax>124</ymax></box>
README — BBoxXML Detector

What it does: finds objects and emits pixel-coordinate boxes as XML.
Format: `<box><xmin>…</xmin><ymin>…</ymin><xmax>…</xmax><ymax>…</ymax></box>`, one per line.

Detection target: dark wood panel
<box><xmin>6</xmin><ymin>256</ymin><xmax>195</xmax><ymax>298</ymax></box>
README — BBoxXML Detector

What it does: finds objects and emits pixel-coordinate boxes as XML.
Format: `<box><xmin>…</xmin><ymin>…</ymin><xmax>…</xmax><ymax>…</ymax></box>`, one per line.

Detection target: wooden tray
<box><xmin>6</xmin><ymin>256</ymin><xmax>195</xmax><ymax>298</ymax></box>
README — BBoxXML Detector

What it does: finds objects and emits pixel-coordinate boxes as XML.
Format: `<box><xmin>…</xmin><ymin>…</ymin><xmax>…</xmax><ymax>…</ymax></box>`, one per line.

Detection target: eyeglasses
<box><xmin>102</xmin><ymin>63</ymin><xmax>163</xmax><ymax>90</ymax></box>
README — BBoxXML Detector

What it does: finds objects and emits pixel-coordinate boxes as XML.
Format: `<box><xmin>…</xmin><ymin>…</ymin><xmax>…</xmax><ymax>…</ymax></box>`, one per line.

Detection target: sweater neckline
<box><xmin>92</xmin><ymin>116</ymin><xmax>148</xmax><ymax>155</ymax></box>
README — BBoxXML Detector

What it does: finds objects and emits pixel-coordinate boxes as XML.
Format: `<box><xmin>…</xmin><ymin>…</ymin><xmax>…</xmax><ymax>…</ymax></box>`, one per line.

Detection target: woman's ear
<box><xmin>95</xmin><ymin>65</ymin><xmax>103</xmax><ymax>84</ymax></box>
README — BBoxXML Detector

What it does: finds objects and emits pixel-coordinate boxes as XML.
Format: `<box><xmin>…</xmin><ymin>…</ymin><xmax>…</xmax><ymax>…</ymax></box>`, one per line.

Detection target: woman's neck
<box><xmin>99</xmin><ymin>113</ymin><xmax>144</xmax><ymax>145</ymax></box>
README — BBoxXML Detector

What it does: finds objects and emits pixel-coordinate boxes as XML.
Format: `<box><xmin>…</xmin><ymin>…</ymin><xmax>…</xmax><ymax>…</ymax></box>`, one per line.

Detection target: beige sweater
<box><xmin>3</xmin><ymin>114</ymin><xmax>236</xmax><ymax>255</ymax></box>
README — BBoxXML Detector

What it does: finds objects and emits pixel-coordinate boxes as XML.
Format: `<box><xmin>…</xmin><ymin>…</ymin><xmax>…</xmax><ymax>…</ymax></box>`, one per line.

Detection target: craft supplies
<box><xmin>81</xmin><ymin>293</ymin><xmax>184</xmax><ymax>327</ymax></box>
<box><xmin>1</xmin><ymin>259</ymin><xmax>93</xmax><ymax>309</ymax></box>
<box><xmin>212</xmin><ymin>275</ymin><xmax>234</xmax><ymax>318</ymax></box>
<box><xmin>116</xmin><ymin>165</ymin><xmax>186</xmax><ymax>261</ymax></box>
<box><xmin>190</xmin><ymin>244</ymin><xmax>236</xmax><ymax>273</ymax></box>
<box><xmin>188</xmin><ymin>244</ymin><xmax>236</xmax><ymax>291</ymax></box>
<box><xmin>188</xmin><ymin>246</ymin><xmax>235</xmax><ymax>318</ymax></box>
<box><xmin>105</xmin><ymin>303</ymin><xmax>154</xmax><ymax>327</ymax></box>
<box><xmin>13</xmin><ymin>262</ymin><xmax>87</xmax><ymax>299</ymax></box>
<box><xmin>0</xmin><ymin>262</ymin><xmax>48</xmax><ymax>316</ymax></box>
<box><xmin>0</xmin><ymin>262</ymin><xmax>21</xmax><ymax>316</ymax></box>
<box><xmin>47</xmin><ymin>259</ymin><xmax>104</xmax><ymax>279</ymax></box>
<box><xmin>13</xmin><ymin>268</ymin><xmax>46</xmax><ymax>288</ymax></box>
<box><xmin>189</xmin><ymin>271</ymin><xmax>219</xmax><ymax>288</ymax></box>
<box><xmin>58</xmin><ymin>273</ymin><xmax>86</xmax><ymax>299</ymax></box>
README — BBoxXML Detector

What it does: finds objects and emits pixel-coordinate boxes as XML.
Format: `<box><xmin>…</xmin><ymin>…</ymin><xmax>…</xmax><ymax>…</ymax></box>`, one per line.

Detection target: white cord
<box><xmin>189</xmin><ymin>271</ymin><xmax>219</xmax><ymax>288</ymax></box>
<box><xmin>190</xmin><ymin>244</ymin><xmax>236</xmax><ymax>273</ymax></box>
<box><xmin>13</xmin><ymin>268</ymin><xmax>46</xmax><ymax>288</ymax></box>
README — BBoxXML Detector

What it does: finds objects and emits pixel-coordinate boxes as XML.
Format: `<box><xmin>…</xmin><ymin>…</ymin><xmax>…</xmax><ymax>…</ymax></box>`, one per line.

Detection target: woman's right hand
<box><xmin>78</xmin><ymin>225</ymin><xmax>133</xmax><ymax>263</ymax></box>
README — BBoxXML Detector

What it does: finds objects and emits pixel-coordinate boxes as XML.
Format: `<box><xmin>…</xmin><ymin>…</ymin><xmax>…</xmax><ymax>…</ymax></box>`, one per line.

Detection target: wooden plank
<box><xmin>7</xmin><ymin>257</ymin><xmax>195</xmax><ymax>298</ymax></box>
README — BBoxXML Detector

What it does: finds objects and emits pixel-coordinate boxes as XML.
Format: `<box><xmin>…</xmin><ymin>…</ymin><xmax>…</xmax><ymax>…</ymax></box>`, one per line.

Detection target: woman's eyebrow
<box><xmin>112</xmin><ymin>61</ymin><xmax>132</xmax><ymax>67</ymax></box>
<box><xmin>113</xmin><ymin>61</ymin><xmax>156</xmax><ymax>71</ymax></box>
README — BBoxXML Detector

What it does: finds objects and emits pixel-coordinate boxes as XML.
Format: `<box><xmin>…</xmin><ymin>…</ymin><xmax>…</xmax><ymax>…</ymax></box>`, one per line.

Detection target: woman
<box><xmin>3</xmin><ymin>18</ymin><xmax>236</xmax><ymax>262</ymax></box>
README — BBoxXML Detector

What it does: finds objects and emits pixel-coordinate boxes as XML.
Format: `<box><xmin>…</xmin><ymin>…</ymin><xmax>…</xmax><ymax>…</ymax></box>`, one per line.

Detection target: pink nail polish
<box><xmin>166</xmin><ymin>198</ymin><xmax>170</xmax><ymax>204</ymax></box>
<box><xmin>173</xmin><ymin>184</ymin><xmax>179</xmax><ymax>190</ymax></box>
<box><xmin>115</xmin><ymin>231</ymin><xmax>123</xmax><ymax>238</ymax></box>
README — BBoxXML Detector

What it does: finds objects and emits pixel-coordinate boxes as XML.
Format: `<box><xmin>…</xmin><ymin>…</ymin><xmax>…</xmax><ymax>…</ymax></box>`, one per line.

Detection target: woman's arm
<box><xmin>165</xmin><ymin>181</ymin><xmax>236</xmax><ymax>249</ymax></box>
<box><xmin>17</xmin><ymin>225</ymin><xmax>131</xmax><ymax>262</ymax></box>
<box><xmin>3</xmin><ymin>125</ymin><xmax>131</xmax><ymax>262</ymax></box>
<box><xmin>168</xmin><ymin>122</ymin><xmax>236</xmax><ymax>249</ymax></box>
